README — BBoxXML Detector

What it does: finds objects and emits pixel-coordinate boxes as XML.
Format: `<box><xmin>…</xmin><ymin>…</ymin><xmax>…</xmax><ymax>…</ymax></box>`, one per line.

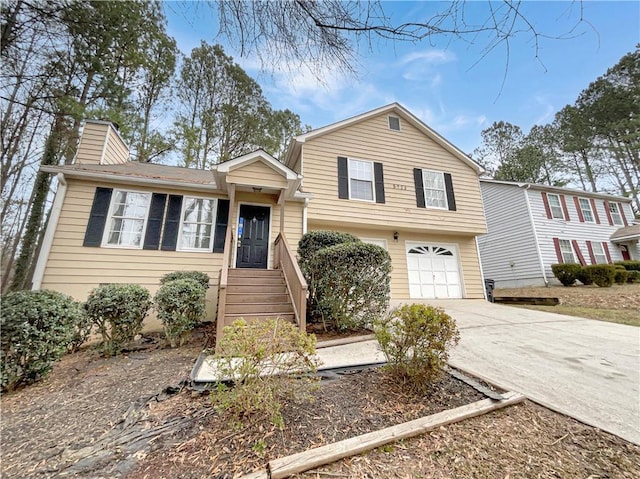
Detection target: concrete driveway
<box><xmin>413</xmin><ymin>299</ymin><xmax>640</xmax><ymax>445</ymax></box>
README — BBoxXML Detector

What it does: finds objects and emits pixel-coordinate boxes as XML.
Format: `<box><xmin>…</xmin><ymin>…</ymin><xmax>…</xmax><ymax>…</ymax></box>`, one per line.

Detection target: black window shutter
<box><xmin>160</xmin><ymin>195</ymin><xmax>183</xmax><ymax>251</ymax></box>
<box><xmin>83</xmin><ymin>187</ymin><xmax>113</xmax><ymax>247</ymax></box>
<box><xmin>413</xmin><ymin>168</ymin><xmax>425</xmax><ymax>208</ymax></box>
<box><xmin>143</xmin><ymin>193</ymin><xmax>167</xmax><ymax>250</ymax></box>
<box><xmin>337</xmin><ymin>156</ymin><xmax>349</xmax><ymax>199</ymax></box>
<box><xmin>374</xmin><ymin>162</ymin><xmax>385</xmax><ymax>204</ymax></box>
<box><xmin>213</xmin><ymin>199</ymin><xmax>230</xmax><ymax>253</ymax></box>
<box><xmin>444</xmin><ymin>173</ymin><xmax>457</xmax><ymax>211</ymax></box>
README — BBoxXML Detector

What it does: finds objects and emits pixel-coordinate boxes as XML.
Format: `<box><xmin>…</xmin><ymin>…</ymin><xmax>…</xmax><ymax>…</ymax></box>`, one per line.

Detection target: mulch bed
<box><xmin>2</xmin><ymin>322</ymin><xmax>639</xmax><ymax>479</ymax></box>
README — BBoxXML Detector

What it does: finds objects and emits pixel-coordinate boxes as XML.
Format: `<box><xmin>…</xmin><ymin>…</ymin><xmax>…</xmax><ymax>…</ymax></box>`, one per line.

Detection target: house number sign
<box><xmin>392</xmin><ymin>184</ymin><xmax>407</xmax><ymax>190</ymax></box>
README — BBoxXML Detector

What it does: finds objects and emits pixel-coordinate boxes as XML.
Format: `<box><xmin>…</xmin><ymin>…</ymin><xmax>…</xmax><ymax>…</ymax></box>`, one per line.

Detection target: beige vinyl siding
<box><xmin>307</xmin><ymin>223</ymin><xmax>485</xmax><ymax>299</ymax></box>
<box><xmin>227</xmin><ymin>160</ymin><xmax>289</xmax><ymax>189</ymax></box>
<box><xmin>103</xmin><ymin>127</ymin><xmax>129</xmax><ymax>164</ymax></box>
<box><xmin>302</xmin><ymin>114</ymin><xmax>486</xmax><ymax>235</ymax></box>
<box><xmin>40</xmin><ymin>180</ymin><xmax>226</xmax><ymax>328</ymax></box>
<box><xmin>75</xmin><ymin>122</ymin><xmax>109</xmax><ymax>165</ymax></box>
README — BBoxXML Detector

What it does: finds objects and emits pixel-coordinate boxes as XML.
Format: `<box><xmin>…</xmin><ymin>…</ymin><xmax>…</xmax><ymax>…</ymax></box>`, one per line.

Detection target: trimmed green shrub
<box><xmin>576</xmin><ymin>267</ymin><xmax>594</xmax><ymax>286</ymax></box>
<box><xmin>582</xmin><ymin>265</ymin><xmax>616</xmax><ymax>288</ymax></box>
<box><xmin>211</xmin><ymin>318</ymin><xmax>318</xmax><ymax>428</ymax></box>
<box><xmin>154</xmin><ymin>278</ymin><xmax>206</xmax><ymax>347</ymax></box>
<box><xmin>614</xmin><ymin>266</ymin><xmax>629</xmax><ymax>285</ymax></box>
<box><xmin>160</xmin><ymin>270</ymin><xmax>210</xmax><ymax>289</ymax></box>
<box><xmin>614</xmin><ymin>260</ymin><xmax>640</xmax><ymax>272</ymax></box>
<box><xmin>1</xmin><ymin>290</ymin><xmax>86</xmax><ymax>391</ymax></box>
<box><xmin>626</xmin><ymin>270</ymin><xmax>640</xmax><ymax>283</ymax></box>
<box><xmin>85</xmin><ymin>283</ymin><xmax>151</xmax><ymax>356</ymax></box>
<box><xmin>297</xmin><ymin>230</ymin><xmax>362</xmax><ymax>317</ymax></box>
<box><xmin>312</xmin><ymin>242</ymin><xmax>391</xmax><ymax>330</ymax></box>
<box><xmin>375</xmin><ymin>304</ymin><xmax>460</xmax><ymax>395</ymax></box>
<box><xmin>551</xmin><ymin>263</ymin><xmax>582</xmax><ymax>286</ymax></box>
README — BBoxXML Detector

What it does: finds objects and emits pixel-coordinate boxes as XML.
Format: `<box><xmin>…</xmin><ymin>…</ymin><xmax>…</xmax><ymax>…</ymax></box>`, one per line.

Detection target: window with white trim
<box><xmin>558</xmin><ymin>239</ymin><xmax>576</xmax><ymax>264</ymax></box>
<box><xmin>609</xmin><ymin>202</ymin><xmax>624</xmax><ymax>225</ymax></box>
<box><xmin>422</xmin><ymin>170</ymin><xmax>448</xmax><ymax>209</ymax></box>
<box><xmin>547</xmin><ymin>194</ymin><xmax>564</xmax><ymax>219</ymax></box>
<box><xmin>591</xmin><ymin>242</ymin><xmax>607</xmax><ymax>264</ymax></box>
<box><xmin>578</xmin><ymin>198</ymin><xmax>594</xmax><ymax>222</ymax></box>
<box><xmin>178</xmin><ymin>197</ymin><xmax>217</xmax><ymax>250</ymax></box>
<box><xmin>348</xmin><ymin>158</ymin><xmax>375</xmax><ymax>201</ymax></box>
<box><xmin>104</xmin><ymin>190</ymin><xmax>151</xmax><ymax>248</ymax></box>
<box><xmin>361</xmin><ymin>238</ymin><xmax>388</xmax><ymax>250</ymax></box>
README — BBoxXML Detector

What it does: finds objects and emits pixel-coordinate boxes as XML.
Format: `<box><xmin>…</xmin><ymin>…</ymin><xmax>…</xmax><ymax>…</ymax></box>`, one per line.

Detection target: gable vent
<box><xmin>388</xmin><ymin>115</ymin><xmax>401</xmax><ymax>131</ymax></box>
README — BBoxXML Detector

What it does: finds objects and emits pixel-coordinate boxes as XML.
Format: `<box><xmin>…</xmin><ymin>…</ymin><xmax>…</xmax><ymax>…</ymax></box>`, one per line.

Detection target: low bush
<box><xmin>614</xmin><ymin>260</ymin><xmax>640</xmax><ymax>272</ymax></box>
<box><xmin>581</xmin><ymin>265</ymin><xmax>616</xmax><ymax>288</ymax></box>
<box><xmin>626</xmin><ymin>270</ymin><xmax>640</xmax><ymax>283</ymax></box>
<box><xmin>576</xmin><ymin>268</ymin><xmax>594</xmax><ymax>286</ymax></box>
<box><xmin>551</xmin><ymin>263</ymin><xmax>582</xmax><ymax>286</ymax></box>
<box><xmin>211</xmin><ymin>318</ymin><xmax>318</xmax><ymax>428</ymax></box>
<box><xmin>297</xmin><ymin>230</ymin><xmax>360</xmax><ymax>277</ymax></box>
<box><xmin>160</xmin><ymin>270</ymin><xmax>210</xmax><ymax>289</ymax></box>
<box><xmin>154</xmin><ymin>278</ymin><xmax>206</xmax><ymax>347</ymax></box>
<box><xmin>85</xmin><ymin>283</ymin><xmax>151</xmax><ymax>356</ymax></box>
<box><xmin>312</xmin><ymin>242</ymin><xmax>391</xmax><ymax>330</ymax></box>
<box><xmin>375</xmin><ymin>304</ymin><xmax>460</xmax><ymax>395</ymax></box>
<box><xmin>614</xmin><ymin>266</ymin><xmax>629</xmax><ymax>285</ymax></box>
<box><xmin>1</xmin><ymin>290</ymin><xmax>86</xmax><ymax>392</ymax></box>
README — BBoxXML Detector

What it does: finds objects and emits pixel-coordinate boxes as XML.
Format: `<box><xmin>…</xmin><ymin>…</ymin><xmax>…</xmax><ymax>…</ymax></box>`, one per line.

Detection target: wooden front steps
<box><xmin>223</xmin><ymin>269</ymin><xmax>295</xmax><ymax>326</ymax></box>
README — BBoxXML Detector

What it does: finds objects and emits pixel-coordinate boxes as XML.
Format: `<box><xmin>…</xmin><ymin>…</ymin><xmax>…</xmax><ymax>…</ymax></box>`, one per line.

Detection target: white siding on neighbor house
<box><xmin>477</xmin><ymin>182</ymin><xmax>542</xmax><ymax>287</ymax></box>
<box><xmin>528</xmin><ymin>189</ymin><xmax>634</xmax><ymax>281</ymax></box>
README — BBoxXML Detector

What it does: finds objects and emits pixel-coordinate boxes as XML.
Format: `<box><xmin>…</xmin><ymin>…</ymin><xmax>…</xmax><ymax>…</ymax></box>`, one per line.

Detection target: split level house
<box><xmin>478</xmin><ymin>178</ymin><xmax>639</xmax><ymax>288</ymax></box>
<box><xmin>34</xmin><ymin>103</ymin><xmax>488</xmax><ymax>339</ymax></box>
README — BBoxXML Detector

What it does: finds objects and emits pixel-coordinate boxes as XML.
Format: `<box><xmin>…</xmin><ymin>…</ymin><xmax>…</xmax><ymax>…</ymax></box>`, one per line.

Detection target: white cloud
<box><xmin>398</xmin><ymin>48</ymin><xmax>455</xmax><ymax>83</ymax></box>
<box><xmin>399</xmin><ymin>49</ymin><xmax>456</xmax><ymax>65</ymax></box>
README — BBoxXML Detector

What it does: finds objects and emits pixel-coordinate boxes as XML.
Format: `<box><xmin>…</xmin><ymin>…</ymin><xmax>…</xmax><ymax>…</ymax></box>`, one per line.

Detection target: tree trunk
<box><xmin>9</xmin><ymin>115</ymin><xmax>65</xmax><ymax>291</ymax></box>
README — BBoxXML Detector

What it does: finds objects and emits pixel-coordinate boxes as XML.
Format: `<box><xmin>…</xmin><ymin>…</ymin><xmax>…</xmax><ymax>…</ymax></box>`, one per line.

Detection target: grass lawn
<box><xmin>495</xmin><ymin>283</ymin><xmax>640</xmax><ymax>327</ymax></box>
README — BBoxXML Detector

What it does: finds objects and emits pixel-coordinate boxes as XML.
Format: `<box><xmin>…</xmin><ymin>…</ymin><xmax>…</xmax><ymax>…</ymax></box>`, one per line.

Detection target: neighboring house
<box><xmin>478</xmin><ymin>179</ymin><xmax>639</xmax><ymax>288</ymax></box>
<box><xmin>34</xmin><ymin>104</ymin><xmax>488</xmax><ymax>338</ymax></box>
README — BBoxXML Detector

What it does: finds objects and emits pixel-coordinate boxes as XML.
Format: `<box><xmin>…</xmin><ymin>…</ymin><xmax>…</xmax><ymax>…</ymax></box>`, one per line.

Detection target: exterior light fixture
<box><xmin>393</xmin><ymin>231</ymin><xmax>399</xmax><ymax>242</ymax></box>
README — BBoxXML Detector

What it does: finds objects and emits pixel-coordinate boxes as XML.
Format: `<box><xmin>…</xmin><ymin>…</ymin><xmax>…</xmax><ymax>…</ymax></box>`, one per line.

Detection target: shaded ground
<box><xmin>495</xmin><ymin>283</ymin><xmax>640</xmax><ymax>326</ymax></box>
<box><xmin>2</xmin><ymin>323</ymin><xmax>639</xmax><ymax>478</ymax></box>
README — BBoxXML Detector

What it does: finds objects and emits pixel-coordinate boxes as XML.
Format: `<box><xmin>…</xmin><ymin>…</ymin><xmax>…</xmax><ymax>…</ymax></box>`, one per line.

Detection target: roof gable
<box><xmin>284</xmin><ymin>103</ymin><xmax>484</xmax><ymax>174</ymax></box>
<box><xmin>215</xmin><ymin>149</ymin><xmax>298</xmax><ymax>180</ymax></box>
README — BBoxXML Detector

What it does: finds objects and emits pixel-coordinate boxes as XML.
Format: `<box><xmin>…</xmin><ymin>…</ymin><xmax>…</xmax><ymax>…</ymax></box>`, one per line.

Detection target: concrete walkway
<box><xmin>419</xmin><ymin>299</ymin><xmax>640</xmax><ymax>446</ymax></box>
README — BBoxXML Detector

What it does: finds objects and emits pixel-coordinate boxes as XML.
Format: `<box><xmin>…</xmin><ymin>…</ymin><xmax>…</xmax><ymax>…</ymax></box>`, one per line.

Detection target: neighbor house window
<box><xmin>422</xmin><ymin>170</ymin><xmax>448</xmax><ymax>209</ymax></box>
<box><xmin>178</xmin><ymin>197</ymin><xmax>217</xmax><ymax>251</ymax></box>
<box><xmin>609</xmin><ymin>202</ymin><xmax>624</xmax><ymax>225</ymax></box>
<box><xmin>578</xmin><ymin>198</ymin><xmax>595</xmax><ymax>222</ymax></box>
<box><xmin>591</xmin><ymin>242</ymin><xmax>607</xmax><ymax>264</ymax></box>
<box><xmin>547</xmin><ymin>194</ymin><xmax>564</xmax><ymax>219</ymax></box>
<box><xmin>388</xmin><ymin>115</ymin><xmax>401</xmax><ymax>131</ymax></box>
<box><xmin>558</xmin><ymin>239</ymin><xmax>576</xmax><ymax>263</ymax></box>
<box><xmin>104</xmin><ymin>190</ymin><xmax>151</xmax><ymax>248</ymax></box>
<box><xmin>348</xmin><ymin>158</ymin><xmax>375</xmax><ymax>201</ymax></box>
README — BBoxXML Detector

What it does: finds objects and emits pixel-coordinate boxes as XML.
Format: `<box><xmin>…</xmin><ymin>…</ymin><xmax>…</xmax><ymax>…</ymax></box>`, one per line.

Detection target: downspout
<box><xmin>302</xmin><ymin>198</ymin><xmax>308</xmax><ymax>234</ymax></box>
<box><xmin>475</xmin><ymin>237</ymin><xmax>487</xmax><ymax>300</ymax></box>
<box><xmin>32</xmin><ymin>173</ymin><xmax>67</xmax><ymax>290</ymax></box>
<box><xmin>523</xmin><ymin>185</ymin><xmax>549</xmax><ymax>287</ymax></box>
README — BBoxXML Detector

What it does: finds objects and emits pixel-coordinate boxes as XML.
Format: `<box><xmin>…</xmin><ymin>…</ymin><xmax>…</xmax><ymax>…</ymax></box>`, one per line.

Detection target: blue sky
<box><xmin>165</xmin><ymin>1</ymin><xmax>639</xmax><ymax>155</ymax></box>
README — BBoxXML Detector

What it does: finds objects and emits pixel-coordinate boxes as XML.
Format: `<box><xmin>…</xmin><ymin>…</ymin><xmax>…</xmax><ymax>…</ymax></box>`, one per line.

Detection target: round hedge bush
<box><xmin>154</xmin><ymin>278</ymin><xmax>206</xmax><ymax>347</ymax></box>
<box><xmin>160</xmin><ymin>270</ymin><xmax>210</xmax><ymax>289</ymax></box>
<box><xmin>311</xmin><ymin>241</ymin><xmax>391</xmax><ymax>330</ymax></box>
<box><xmin>297</xmin><ymin>230</ymin><xmax>360</xmax><ymax>277</ymax></box>
<box><xmin>1</xmin><ymin>290</ymin><xmax>86</xmax><ymax>392</ymax></box>
<box><xmin>375</xmin><ymin>303</ymin><xmax>460</xmax><ymax>394</ymax></box>
<box><xmin>85</xmin><ymin>283</ymin><xmax>151</xmax><ymax>356</ymax></box>
<box><xmin>551</xmin><ymin>263</ymin><xmax>582</xmax><ymax>286</ymax></box>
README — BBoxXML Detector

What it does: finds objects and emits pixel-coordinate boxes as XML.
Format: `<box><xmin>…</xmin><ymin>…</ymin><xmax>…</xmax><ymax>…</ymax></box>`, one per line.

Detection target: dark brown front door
<box><xmin>236</xmin><ymin>204</ymin><xmax>270</xmax><ymax>268</ymax></box>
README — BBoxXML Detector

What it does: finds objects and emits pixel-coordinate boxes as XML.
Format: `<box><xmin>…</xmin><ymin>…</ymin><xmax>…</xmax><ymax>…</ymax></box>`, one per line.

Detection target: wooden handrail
<box><xmin>274</xmin><ymin>232</ymin><xmax>307</xmax><ymax>333</ymax></box>
<box><xmin>216</xmin><ymin>187</ymin><xmax>236</xmax><ymax>348</ymax></box>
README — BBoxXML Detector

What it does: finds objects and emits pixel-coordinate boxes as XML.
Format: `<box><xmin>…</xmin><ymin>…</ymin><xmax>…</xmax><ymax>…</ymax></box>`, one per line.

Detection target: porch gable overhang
<box><xmin>213</xmin><ymin>149</ymin><xmax>303</xmax><ymax>200</ymax></box>
<box><xmin>610</xmin><ymin>224</ymin><xmax>640</xmax><ymax>244</ymax></box>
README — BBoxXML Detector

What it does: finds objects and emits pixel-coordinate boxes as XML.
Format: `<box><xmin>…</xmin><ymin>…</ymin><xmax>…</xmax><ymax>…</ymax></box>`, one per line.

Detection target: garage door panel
<box><xmin>406</xmin><ymin>243</ymin><xmax>462</xmax><ymax>299</ymax></box>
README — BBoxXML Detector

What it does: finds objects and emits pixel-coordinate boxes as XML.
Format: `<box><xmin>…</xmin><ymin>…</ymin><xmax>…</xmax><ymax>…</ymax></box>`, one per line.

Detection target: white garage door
<box><xmin>406</xmin><ymin>243</ymin><xmax>462</xmax><ymax>299</ymax></box>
